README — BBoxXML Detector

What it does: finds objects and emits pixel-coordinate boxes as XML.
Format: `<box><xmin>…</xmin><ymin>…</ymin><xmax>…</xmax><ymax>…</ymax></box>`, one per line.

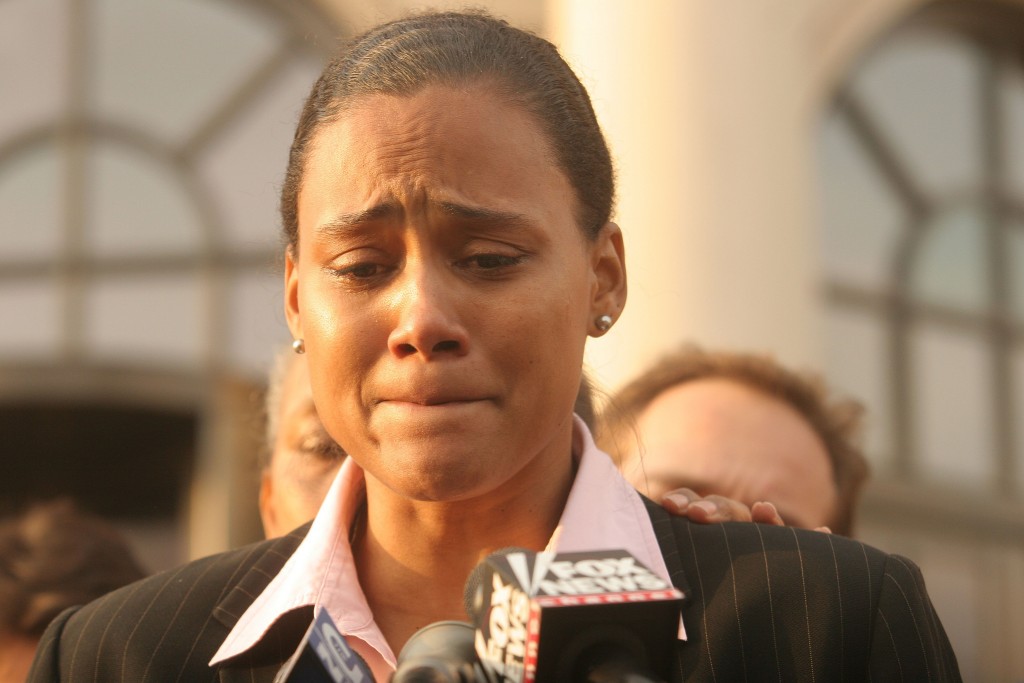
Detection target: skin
<box><xmin>257</xmin><ymin>357</ymin><xmax>781</xmax><ymax>539</ymax></box>
<box><xmin>284</xmin><ymin>83</ymin><xmax>626</xmax><ymax>652</ymax></box>
<box><xmin>259</xmin><ymin>354</ymin><xmax>346</xmax><ymax>538</ymax></box>
<box><xmin>619</xmin><ymin>378</ymin><xmax>839</xmax><ymax>530</ymax></box>
<box><xmin>0</xmin><ymin>631</ymin><xmax>38</xmax><ymax>683</ymax></box>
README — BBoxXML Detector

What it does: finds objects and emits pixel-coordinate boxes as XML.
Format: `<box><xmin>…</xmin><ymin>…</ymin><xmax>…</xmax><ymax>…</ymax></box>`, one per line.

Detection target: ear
<box><xmin>588</xmin><ymin>221</ymin><xmax>627</xmax><ymax>336</ymax></box>
<box><xmin>284</xmin><ymin>245</ymin><xmax>302</xmax><ymax>342</ymax></box>
<box><xmin>258</xmin><ymin>470</ymin><xmax>278</xmax><ymax>538</ymax></box>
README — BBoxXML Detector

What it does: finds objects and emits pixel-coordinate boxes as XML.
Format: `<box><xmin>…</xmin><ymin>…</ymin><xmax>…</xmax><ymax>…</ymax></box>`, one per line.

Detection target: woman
<box><xmin>29</xmin><ymin>11</ymin><xmax>959</xmax><ymax>682</ymax></box>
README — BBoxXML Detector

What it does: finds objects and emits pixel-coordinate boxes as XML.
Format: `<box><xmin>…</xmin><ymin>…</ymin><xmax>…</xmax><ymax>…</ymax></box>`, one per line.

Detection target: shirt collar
<box><xmin>211</xmin><ymin>415</ymin><xmax>684</xmax><ymax>670</ymax></box>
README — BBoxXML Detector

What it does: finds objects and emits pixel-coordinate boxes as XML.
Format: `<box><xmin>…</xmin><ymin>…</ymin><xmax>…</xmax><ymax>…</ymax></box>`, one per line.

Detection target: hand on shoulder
<box><xmin>658</xmin><ymin>487</ymin><xmax>831</xmax><ymax>532</ymax></box>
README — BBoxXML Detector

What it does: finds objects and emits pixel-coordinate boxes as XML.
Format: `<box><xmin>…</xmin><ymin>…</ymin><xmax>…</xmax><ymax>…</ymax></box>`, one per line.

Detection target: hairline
<box><xmin>286</xmin><ymin>77</ymin><xmax>596</xmax><ymax>251</ymax></box>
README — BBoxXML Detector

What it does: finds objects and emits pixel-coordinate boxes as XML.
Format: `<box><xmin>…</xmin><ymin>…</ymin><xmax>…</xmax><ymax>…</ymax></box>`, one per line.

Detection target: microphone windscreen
<box><xmin>463</xmin><ymin>547</ymin><xmax>526</xmax><ymax>618</ymax></box>
<box><xmin>465</xmin><ymin>548</ymin><xmax>683</xmax><ymax>683</ymax></box>
<box><xmin>392</xmin><ymin>621</ymin><xmax>483</xmax><ymax>683</ymax></box>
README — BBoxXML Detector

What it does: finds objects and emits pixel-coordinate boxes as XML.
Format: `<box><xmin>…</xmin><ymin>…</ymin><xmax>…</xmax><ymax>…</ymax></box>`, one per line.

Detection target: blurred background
<box><xmin>0</xmin><ymin>0</ymin><xmax>1021</xmax><ymax>679</ymax></box>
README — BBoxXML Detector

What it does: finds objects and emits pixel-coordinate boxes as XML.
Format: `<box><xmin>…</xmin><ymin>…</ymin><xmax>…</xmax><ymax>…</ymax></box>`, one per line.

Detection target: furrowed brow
<box><xmin>436</xmin><ymin>201</ymin><xmax>534</xmax><ymax>229</ymax></box>
<box><xmin>315</xmin><ymin>202</ymin><xmax>402</xmax><ymax>235</ymax></box>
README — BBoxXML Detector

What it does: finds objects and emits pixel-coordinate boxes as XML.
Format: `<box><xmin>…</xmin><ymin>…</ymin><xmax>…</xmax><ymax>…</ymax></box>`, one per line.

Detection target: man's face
<box><xmin>620</xmin><ymin>378</ymin><xmax>838</xmax><ymax>530</ymax></box>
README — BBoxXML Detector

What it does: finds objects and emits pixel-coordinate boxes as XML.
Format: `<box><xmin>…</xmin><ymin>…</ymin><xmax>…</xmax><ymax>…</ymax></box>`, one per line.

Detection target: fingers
<box><xmin>660</xmin><ymin>488</ymin><xmax>753</xmax><ymax>523</ymax></box>
<box><xmin>660</xmin><ymin>491</ymin><xmax>817</xmax><ymax>530</ymax></box>
<box><xmin>750</xmin><ymin>501</ymin><xmax>785</xmax><ymax>526</ymax></box>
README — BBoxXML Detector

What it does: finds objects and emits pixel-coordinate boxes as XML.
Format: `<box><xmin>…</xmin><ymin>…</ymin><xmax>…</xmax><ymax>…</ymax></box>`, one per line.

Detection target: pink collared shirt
<box><xmin>211</xmin><ymin>416</ymin><xmax>684</xmax><ymax>680</ymax></box>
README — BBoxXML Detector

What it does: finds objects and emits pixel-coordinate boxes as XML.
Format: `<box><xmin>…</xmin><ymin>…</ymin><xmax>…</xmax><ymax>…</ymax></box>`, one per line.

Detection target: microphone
<box><xmin>464</xmin><ymin>548</ymin><xmax>683</xmax><ymax>683</ymax></box>
<box><xmin>275</xmin><ymin>608</ymin><xmax>376</xmax><ymax>682</ymax></box>
<box><xmin>391</xmin><ymin>621</ymin><xmax>489</xmax><ymax>683</ymax></box>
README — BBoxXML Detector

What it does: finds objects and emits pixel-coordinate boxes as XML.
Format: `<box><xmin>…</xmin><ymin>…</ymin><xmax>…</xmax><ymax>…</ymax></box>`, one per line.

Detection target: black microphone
<box><xmin>390</xmin><ymin>621</ymin><xmax>490</xmax><ymax>683</ymax></box>
<box><xmin>464</xmin><ymin>548</ymin><xmax>684</xmax><ymax>683</ymax></box>
<box><xmin>275</xmin><ymin>608</ymin><xmax>376</xmax><ymax>682</ymax></box>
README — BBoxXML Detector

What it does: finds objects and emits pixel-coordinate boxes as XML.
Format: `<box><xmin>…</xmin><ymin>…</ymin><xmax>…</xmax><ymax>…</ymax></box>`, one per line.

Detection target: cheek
<box><xmin>505</xmin><ymin>279</ymin><xmax>589</xmax><ymax>403</ymax></box>
<box><xmin>299</xmin><ymin>286</ymin><xmax>381</xmax><ymax>444</ymax></box>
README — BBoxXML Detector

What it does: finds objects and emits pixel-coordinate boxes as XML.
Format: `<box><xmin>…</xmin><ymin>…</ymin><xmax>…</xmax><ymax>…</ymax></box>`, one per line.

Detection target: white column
<box><xmin>547</xmin><ymin>0</ymin><xmax>823</xmax><ymax>392</ymax></box>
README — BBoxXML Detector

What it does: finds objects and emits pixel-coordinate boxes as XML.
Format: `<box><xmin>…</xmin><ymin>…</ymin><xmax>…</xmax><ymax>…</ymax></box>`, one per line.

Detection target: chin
<box><xmin>383</xmin><ymin>451</ymin><xmax>500</xmax><ymax>503</ymax></box>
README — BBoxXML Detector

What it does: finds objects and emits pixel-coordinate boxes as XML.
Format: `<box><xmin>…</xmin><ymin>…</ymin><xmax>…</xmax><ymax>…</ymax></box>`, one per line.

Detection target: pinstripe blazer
<box><xmin>28</xmin><ymin>498</ymin><xmax>961</xmax><ymax>682</ymax></box>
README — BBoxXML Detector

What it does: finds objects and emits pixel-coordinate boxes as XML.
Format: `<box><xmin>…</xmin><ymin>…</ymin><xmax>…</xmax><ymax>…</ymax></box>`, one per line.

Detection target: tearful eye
<box><xmin>340</xmin><ymin>263</ymin><xmax>383</xmax><ymax>278</ymax></box>
<box><xmin>463</xmin><ymin>253</ymin><xmax>525</xmax><ymax>270</ymax></box>
<box><xmin>475</xmin><ymin>254</ymin><xmax>512</xmax><ymax>268</ymax></box>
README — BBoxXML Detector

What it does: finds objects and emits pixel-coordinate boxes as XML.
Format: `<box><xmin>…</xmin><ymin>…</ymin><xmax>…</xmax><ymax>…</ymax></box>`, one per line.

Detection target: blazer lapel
<box><xmin>642</xmin><ymin>496</ymin><xmax>692</xmax><ymax>683</ymax></box>
<box><xmin>211</xmin><ymin>525</ymin><xmax>313</xmax><ymax>682</ymax></box>
<box><xmin>642</xmin><ymin>495</ymin><xmax>692</xmax><ymax>598</ymax></box>
<box><xmin>215</xmin><ymin>606</ymin><xmax>315</xmax><ymax>683</ymax></box>
<box><xmin>212</xmin><ymin>524</ymin><xmax>309</xmax><ymax>630</ymax></box>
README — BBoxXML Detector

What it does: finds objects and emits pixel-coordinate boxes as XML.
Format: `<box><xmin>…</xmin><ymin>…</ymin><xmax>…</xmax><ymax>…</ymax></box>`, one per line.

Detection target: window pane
<box><xmin>92</xmin><ymin>0</ymin><xmax>281</xmax><ymax>145</ymax></box>
<box><xmin>1004</xmin><ymin>65</ymin><xmax>1024</xmax><ymax>196</ymax></box>
<box><xmin>1015</xmin><ymin>348</ymin><xmax>1024</xmax><ymax>494</ymax></box>
<box><xmin>1011</xmin><ymin>222</ymin><xmax>1024</xmax><ymax>323</ymax></box>
<box><xmin>84</xmin><ymin>273</ymin><xmax>204</xmax><ymax>366</ymax></box>
<box><xmin>824</xmin><ymin>305</ymin><xmax>893</xmax><ymax>470</ymax></box>
<box><xmin>910</xmin><ymin>204</ymin><xmax>989</xmax><ymax>311</ymax></box>
<box><xmin>852</xmin><ymin>33</ymin><xmax>981</xmax><ymax>195</ymax></box>
<box><xmin>225</xmin><ymin>268</ymin><xmax>289</xmax><ymax>377</ymax></box>
<box><xmin>0</xmin><ymin>0</ymin><xmax>67</xmax><ymax>139</ymax></box>
<box><xmin>913</xmin><ymin>539</ymin><xmax>982</xmax><ymax>683</ymax></box>
<box><xmin>0</xmin><ymin>278</ymin><xmax>61</xmax><ymax>357</ymax></box>
<box><xmin>817</xmin><ymin>114</ymin><xmax>904</xmax><ymax>290</ymax></box>
<box><xmin>910</xmin><ymin>323</ymin><xmax>994</xmax><ymax>489</ymax></box>
<box><xmin>0</xmin><ymin>141</ymin><xmax>62</xmax><ymax>259</ymax></box>
<box><xmin>198</xmin><ymin>55</ymin><xmax>324</xmax><ymax>252</ymax></box>
<box><xmin>88</xmin><ymin>141</ymin><xmax>202</xmax><ymax>257</ymax></box>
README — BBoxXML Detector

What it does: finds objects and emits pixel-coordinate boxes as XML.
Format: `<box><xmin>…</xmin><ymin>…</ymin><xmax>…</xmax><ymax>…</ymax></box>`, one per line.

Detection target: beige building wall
<box><xmin>549</xmin><ymin>0</ymin><xmax>944</xmax><ymax>393</ymax></box>
<box><xmin>548</xmin><ymin>2</ymin><xmax>1024</xmax><ymax>680</ymax></box>
<box><xmin>552</xmin><ymin>0</ymin><xmax>823</xmax><ymax>392</ymax></box>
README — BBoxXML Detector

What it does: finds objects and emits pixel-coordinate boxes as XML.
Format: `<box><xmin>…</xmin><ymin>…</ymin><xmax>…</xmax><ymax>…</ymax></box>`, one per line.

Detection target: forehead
<box><xmin>297</xmin><ymin>84</ymin><xmax>575</xmax><ymax>229</ymax></box>
<box><xmin>636</xmin><ymin>378</ymin><xmax>838</xmax><ymax>524</ymax></box>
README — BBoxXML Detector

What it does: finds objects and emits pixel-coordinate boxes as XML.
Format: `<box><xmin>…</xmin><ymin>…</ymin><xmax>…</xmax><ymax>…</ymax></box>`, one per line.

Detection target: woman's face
<box><xmin>285</xmin><ymin>84</ymin><xmax>625</xmax><ymax>503</ymax></box>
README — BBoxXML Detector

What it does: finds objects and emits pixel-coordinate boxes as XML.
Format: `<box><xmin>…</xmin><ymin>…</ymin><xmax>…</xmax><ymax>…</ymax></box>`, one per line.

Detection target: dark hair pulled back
<box><xmin>281</xmin><ymin>10</ymin><xmax>614</xmax><ymax>247</ymax></box>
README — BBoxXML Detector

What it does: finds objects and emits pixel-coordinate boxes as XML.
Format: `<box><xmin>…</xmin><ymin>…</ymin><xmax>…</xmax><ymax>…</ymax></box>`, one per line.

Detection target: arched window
<box><xmin>0</xmin><ymin>0</ymin><xmax>336</xmax><ymax>564</ymax></box>
<box><xmin>818</xmin><ymin>3</ymin><xmax>1024</xmax><ymax>678</ymax></box>
<box><xmin>0</xmin><ymin>0</ymin><xmax>333</xmax><ymax>375</ymax></box>
<box><xmin>819</xmin><ymin>1</ymin><xmax>1024</xmax><ymax>496</ymax></box>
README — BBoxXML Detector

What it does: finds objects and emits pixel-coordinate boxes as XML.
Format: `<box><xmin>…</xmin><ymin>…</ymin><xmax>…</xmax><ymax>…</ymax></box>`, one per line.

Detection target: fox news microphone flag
<box><xmin>465</xmin><ymin>548</ymin><xmax>684</xmax><ymax>683</ymax></box>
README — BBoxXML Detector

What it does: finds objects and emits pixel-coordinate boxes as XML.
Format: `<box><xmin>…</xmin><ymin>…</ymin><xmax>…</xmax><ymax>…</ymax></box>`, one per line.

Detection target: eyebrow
<box><xmin>435</xmin><ymin>200</ymin><xmax>534</xmax><ymax>230</ymax></box>
<box><xmin>315</xmin><ymin>202</ymin><xmax>402</xmax><ymax>235</ymax></box>
<box><xmin>315</xmin><ymin>200</ymin><xmax>535</xmax><ymax>236</ymax></box>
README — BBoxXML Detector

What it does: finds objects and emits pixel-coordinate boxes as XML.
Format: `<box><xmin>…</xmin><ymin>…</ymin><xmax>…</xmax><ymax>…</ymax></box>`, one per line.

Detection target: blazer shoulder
<box><xmin>28</xmin><ymin>525</ymin><xmax>308</xmax><ymax>682</ymax></box>
<box><xmin>642</xmin><ymin>499</ymin><xmax>960</xmax><ymax>681</ymax></box>
<box><xmin>648</xmin><ymin>495</ymin><xmax>889</xmax><ymax>569</ymax></box>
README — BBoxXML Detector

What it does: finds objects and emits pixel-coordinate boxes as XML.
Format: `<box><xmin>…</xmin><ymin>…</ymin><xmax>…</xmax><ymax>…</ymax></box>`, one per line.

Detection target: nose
<box><xmin>386</xmin><ymin>267</ymin><xmax>469</xmax><ymax>360</ymax></box>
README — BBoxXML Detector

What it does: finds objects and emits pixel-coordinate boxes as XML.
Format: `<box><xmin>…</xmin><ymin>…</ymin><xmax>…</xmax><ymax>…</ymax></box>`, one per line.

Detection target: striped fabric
<box><xmin>645</xmin><ymin>499</ymin><xmax>961</xmax><ymax>682</ymax></box>
<box><xmin>28</xmin><ymin>501</ymin><xmax>961</xmax><ymax>682</ymax></box>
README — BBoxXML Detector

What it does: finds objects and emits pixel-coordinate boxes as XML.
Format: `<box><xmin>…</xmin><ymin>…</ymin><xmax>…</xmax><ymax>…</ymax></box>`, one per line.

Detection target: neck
<box><xmin>353</xmin><ymin>437</ymin><xmax>577</xmax><ymax>655</ymax></box>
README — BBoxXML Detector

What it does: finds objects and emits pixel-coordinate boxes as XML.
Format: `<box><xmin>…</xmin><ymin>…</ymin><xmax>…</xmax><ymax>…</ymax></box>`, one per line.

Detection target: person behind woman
<box><xmin>258</xmin><ymin>349</ymin><xmax>348</xmax><ymax>539</ymax></box>
<box><xmin>600</xmin><ymin>344</ymin><xmax>870</xmax><ymax>535</ymax></box>
<box><xmin>0</xmin><ymin>501</ymin><xmax>144</xmax><ymax>683</ymax></box>
<box><xmin>30</xmin><ymin>10</ymin><xmax>959</xmax><ymax>681</ymax></box>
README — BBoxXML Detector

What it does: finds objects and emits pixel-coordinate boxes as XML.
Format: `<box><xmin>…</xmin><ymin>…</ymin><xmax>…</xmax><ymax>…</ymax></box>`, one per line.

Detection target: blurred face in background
<box><xmin>620</xmin><ymin>378</ymin><xmax>838</xmax><ymax>530</ymax></box>
<box><xmin>259</xmin><ymin>354</ymin><xmax>345</xmax><ymax>538</ymax></box>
